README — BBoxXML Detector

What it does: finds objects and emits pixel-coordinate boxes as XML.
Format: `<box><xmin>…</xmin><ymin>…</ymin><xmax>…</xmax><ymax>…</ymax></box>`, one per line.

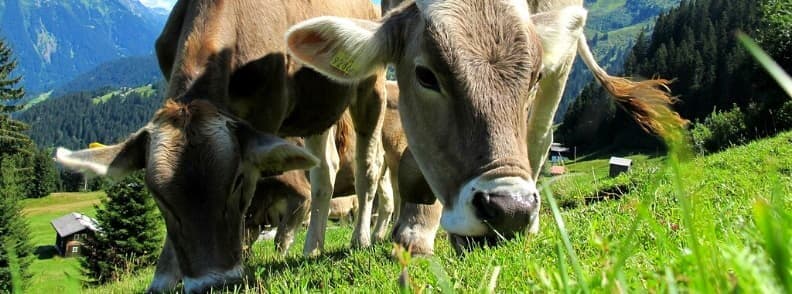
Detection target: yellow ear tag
<box><xmin>330</xmin><ymin>50</ymin><xmax>358</xmax><ymax>76</ymax></box>
<box><xmin>88</xmin><ymin>142</ymin><xmax>107</xmax><ymax>149</ymax></box>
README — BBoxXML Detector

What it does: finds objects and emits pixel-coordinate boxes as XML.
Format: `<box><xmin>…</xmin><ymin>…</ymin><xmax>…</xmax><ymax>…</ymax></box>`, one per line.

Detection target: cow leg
<box><xmin>146</xmin><ymin>237</ymin><xmax>182</xmax><ymax>293</ymax></box>
<box><xmin>276</xmin><ymin>187</ymin><xmax>310</xmax><ymax>254</ymax></box>
<box><xmin>303</xmin><ymin>127</ymin><xmax>340</xmax><ymax>256</ymax></box>
<box><xmin>392</xmin><ymin>200</ymin><xmax>442</xmax><ymax>255</ymax></box>
<box><xmin>391</xmin><ymin>149</ymin><xmax>442</xmax><ymax>255</ymax></box>
<box><xmin>525</xmin><ymin>46</ymin><xmax>577</xmax><ymax>234</ymax></box>
<box><xmin>372</xmin><ymin>167</ymin><xmax>395</xmax><ymax>243</ymax></box>
<box><xmin>349</xmin><ymin>74</ymin><xmax>387</xmax><ymax>248</ymax></box>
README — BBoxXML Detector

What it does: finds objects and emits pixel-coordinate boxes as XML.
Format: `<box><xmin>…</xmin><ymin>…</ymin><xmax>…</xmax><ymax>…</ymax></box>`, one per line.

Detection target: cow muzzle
<box><xmin>441</xmin><ymin>176</ymin><xmax>539</xmax><ymax>239</ymax></box>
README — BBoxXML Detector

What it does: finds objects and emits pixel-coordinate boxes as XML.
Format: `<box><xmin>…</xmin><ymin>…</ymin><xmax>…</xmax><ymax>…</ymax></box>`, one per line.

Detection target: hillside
<box><xmin>15</xmin><ymin>82</ymin><xmax>166</xmax><ymax>149</ymax></box>
<box><xmin>21</xmin><ymin>192</ymin><xmax>105</xmax><ymax>294</ymax></box>
<box><xmin>85</xmin><ymin>130</ymin><xmax>792</xmax><ymax>292</ymax></box>
<box><xmin>0</xmin><ymin>0</ymin><xmax>166</xmax><ymax>93</ymax></box>
<box><xmin>559</xmin><ymin>0</ymin><xmax>791</xmax><ymax>151</ymax></box>
<box><xmin>51</xmin><ymin>54</ymin><xmax>162</xmax><ymax>97</ymax></box>
<box><xmin>557</xmin><ymin>0</ymin><xmax>681</xmax><ymax>121</ymax></box>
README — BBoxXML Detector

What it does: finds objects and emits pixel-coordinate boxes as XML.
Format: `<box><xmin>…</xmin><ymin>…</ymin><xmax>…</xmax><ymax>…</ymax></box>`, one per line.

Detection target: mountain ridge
<box><xmin>0</xmin><ymin>0</ymin><xmax>166</xmax><ymax>93</ymax></box>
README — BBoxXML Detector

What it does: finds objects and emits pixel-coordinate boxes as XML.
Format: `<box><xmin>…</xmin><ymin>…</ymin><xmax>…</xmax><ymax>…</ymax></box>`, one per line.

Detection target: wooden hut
<box><xmin>51</xmin><ymin>212</ymin><xmax>99</xmax><ymax>257</ymax></box>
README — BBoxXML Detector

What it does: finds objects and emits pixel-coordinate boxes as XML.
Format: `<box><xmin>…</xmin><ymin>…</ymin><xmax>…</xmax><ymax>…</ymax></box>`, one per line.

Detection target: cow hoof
<box><xmin>182</xmin><ymin>265</ymin><xmax>244</xmax><ymax>294</ymax></box>
<box><xmin>146</xmin><ymin>272</ymin><xmax>181</xmax><ymax>294</ymax></box>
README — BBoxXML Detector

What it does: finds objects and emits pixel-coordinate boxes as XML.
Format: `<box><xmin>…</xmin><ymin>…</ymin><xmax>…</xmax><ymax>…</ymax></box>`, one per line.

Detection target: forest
<box><xmin>558</xmin><ymin>0</ymin><xmax>792</xmax><ymax>153</ymax></box>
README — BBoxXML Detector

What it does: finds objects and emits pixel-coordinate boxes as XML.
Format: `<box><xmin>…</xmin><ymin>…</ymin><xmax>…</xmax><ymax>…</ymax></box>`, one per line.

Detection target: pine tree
<box><xmin>27</xmin><ymin>148</ymin><xmax>59</xmax><ymax>198</ymax></box>
<box><xmin>81</xmin><ymin>172</ymin><xmax>163</xmax><ymax>284</ymax></box>
<box><xmin>0</xmin><ymin>156</ymin><xmax>33</xmax><ymax>292</ymax></box>
<box><xmin>0</xmin><ymin>39</ymin><xmax>33</xmax><ymax>160</ymax></box>
<box><xmin>0</xmin><ymin>40</ymin><xmax>23</xmax><ymax>114</ymax></box>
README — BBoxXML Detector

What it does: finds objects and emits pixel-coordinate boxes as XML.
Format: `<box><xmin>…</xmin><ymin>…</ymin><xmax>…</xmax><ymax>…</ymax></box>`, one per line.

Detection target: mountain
<box><xmin>556</xmin><ymin>0</ymin><xmax>681</xmax><ymax>122</ymax></box>
<box><xmin>51</xmin><ymin>54</ymin><xmax>162</xmax><ymax>97</ymax></box>
<box><xmin>0</xmin><ymin>0</ymin><xmax>167</xmax><ymax>94</ymax></box>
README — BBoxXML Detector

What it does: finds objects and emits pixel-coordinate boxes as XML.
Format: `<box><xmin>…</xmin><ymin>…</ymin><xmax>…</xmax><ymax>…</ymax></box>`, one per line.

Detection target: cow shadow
<box><xmin>35</xmin><ymin>245</ymin><xmax>59</xmax><ymax>260</ymax></box>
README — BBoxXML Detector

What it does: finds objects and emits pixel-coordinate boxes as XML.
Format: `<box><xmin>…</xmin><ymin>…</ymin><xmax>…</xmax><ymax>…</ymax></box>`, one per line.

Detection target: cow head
<box><xmin>55</xmin><ymin>99</ymin><xmax>318</xmax><ymax>292</ymax></box>
<box><xmin>286</xmin><ymin>0</ymin><xmax>585</xmax><ymax>248</ymax></box>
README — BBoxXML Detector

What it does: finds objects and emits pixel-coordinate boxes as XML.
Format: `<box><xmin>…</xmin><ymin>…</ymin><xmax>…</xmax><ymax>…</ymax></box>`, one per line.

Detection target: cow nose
<box><xmin>471</xmin><ymin>190</ymin><xmax>538</xmax><ymax>233</ymax></box>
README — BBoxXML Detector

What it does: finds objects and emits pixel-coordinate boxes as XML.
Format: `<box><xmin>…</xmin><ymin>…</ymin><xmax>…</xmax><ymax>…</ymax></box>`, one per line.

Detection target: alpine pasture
<box><xmin>22</xmin><ymin>131</ymin><xmax>791</xmax><ymax>292</ymax></box>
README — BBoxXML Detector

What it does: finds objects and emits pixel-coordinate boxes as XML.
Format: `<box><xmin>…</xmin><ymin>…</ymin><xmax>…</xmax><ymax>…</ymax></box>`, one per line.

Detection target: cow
<box><xmin>54</xmin><ymin>0</ymin><xmax>388</xmax><ymax>292</ymax></box>
<box><xmin>286</xmin><ymin>0</ymin><xmax>684</xmax><ymax>254</ymax></box>
<box><xmin>245</xmin><ymin>82</ymin><xmax>408</xmax><ymax>252</ymax></box>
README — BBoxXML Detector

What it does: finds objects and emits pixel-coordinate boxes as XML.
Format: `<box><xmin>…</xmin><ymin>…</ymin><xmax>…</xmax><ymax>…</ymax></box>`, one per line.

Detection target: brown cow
<box><xmin>245</xmin><ymin>82</ymin><xmax>408</xmax><ymax>252</ymax></box>
<box><xmin>55</xmin><ymin>0</ymin><xmax>387</xmax><ymax>292</ymax></box>
<box><xmin>286</xmin><ymin>0</ymin><xmax>683</xmax><ymax>254</ymax></box>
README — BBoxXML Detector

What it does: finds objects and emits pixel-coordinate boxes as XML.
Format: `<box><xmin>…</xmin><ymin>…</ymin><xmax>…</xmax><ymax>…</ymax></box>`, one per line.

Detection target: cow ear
<box><xmin>531</xmin><ymin>6</ymin><xmax>587</xmax><ymax>72</ymax></box>
<box><xmin>236</xmin><ymin>123</ymin><xmax>319</xmax><ymax>176</ymax></box>
<box><xmin>286</xmin><ymin>15</ymin><xmax>399</xmax><ymax>83</ymax></box>
<box><xmin>55</xmin><ymin>129</ymin><xmax>149</xmax><ymax>178</ymax></box>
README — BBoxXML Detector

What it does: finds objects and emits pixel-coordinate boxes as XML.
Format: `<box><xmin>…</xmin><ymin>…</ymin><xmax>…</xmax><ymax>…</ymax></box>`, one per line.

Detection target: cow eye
<box><xmin>415</xmin><ymin>66</ymin><xmax>440</xmax><ymax>92</ymax></box>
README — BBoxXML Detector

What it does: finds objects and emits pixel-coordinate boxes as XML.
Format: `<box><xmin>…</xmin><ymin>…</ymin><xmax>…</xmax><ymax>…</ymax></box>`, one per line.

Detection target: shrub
<box><xmin>81</xmin><ymin>172</ymin><xmax>163</xmax><ymax>284</ymax></box>
<box><xmin>690</xmin><ymin>105</ymin><xmax>748</xmax><ymax>154</ymax></box>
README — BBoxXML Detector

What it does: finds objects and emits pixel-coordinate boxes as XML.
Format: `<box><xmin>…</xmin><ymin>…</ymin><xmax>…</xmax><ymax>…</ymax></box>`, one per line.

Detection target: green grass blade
<box><xmin>736</xmin><ymin>31</ymin><xmax>792</xmax><ymax>98</ymax></box>
<box><xmin>427</xmin><ymin>258</ymin><xmax>454</xmax><ymax>293</ymax></box>
<box><xmin>752</xmin><ymin>178</ymin><xmax>792</xmax><ymax>292</ymax></box>
<box><xmin>545</xmin><ymin>187</ymin><xmax>591</xmax><ymax>294</ymax></box>
<box><xmin>664</xmin><ymin>267</ymin><xmax>678</xmax><ymax>294</ymax></box>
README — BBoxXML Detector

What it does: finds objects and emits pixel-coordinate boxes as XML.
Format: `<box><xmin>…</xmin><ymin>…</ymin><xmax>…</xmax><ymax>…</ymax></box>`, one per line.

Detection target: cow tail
<box><xmin>577</xmin><ymin>35</ymin><xmax>687</xmax><ymax>139</ymax></box>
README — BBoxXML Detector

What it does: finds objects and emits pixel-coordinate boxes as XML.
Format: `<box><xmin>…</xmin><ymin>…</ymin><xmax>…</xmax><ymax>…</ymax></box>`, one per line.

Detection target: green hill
<box><xmin>15</xmin><ymin>82</ymin><xmax>166</xmax><ymax>149</ymax></box>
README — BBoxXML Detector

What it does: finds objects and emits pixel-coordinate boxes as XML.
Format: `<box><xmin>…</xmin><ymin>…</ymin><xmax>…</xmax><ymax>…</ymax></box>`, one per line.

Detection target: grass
<box><xmin>91</xmin><ymin>84</ymin><xmax>156</xmax><ymax>104</ymax></box>
<box><xmin>84</xmin><ymin>131</ymin><xmax>792</xmax><ymax>293</ymax></box>
<box><xmin>21</xmin><ymin>192</ymin><xmax>105</xmax><ymax>294</ymax></box>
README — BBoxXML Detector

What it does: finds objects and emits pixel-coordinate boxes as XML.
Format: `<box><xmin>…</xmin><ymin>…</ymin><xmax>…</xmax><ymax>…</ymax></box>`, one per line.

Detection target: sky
<box><xmin>138</xmin><ymin>0</ymin><xmax>381</xmax><ymax>11</ymax></box>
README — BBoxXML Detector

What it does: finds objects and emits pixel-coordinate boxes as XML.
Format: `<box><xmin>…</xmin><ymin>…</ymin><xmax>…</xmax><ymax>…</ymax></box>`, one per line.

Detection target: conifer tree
<box><xmin>0</xmin><ymin>156</ymin><xmax>33</xmax><ymax>292</ymax></box>
<box><xmin>0</xmin><ymin>40</ymin><xmax>23</xmax><ymax>114</ymax></box>
<box><xmin>0</xmin><ymin>39</ymin><xmax>33</xmax><ymax>159</ymax></box>
<box><xmin>81</xmin><ymin>172</ymin><xmax>163</xmax><ymax>284</ymax></box>
<box><xmin>27</xmin><ymin>148</ymin><xmax>59</xmax><ymax>198</ymax></box>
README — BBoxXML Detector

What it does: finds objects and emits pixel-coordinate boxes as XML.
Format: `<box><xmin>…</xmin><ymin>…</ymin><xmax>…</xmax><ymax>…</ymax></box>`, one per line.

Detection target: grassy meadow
<box><xmin>63</xmin><ymin>131</ymin><xmax>791</xmax><ymax>293</ymax></box>
<box><xmin>21</xmin><ymin>192</ymin><xmax>105</xmax><ymax>294</ymax></box>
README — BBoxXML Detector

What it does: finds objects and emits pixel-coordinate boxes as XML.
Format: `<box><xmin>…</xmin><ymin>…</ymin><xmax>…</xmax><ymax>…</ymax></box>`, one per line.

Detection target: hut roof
<box><xmin>609</xmin><ymin>157</ymin><xmax>633</xmax><ymax>166</ymax></box>
<box><xmin>51</xmin><ymin>212</ymin><xmax>99</xmax><ymax>237</ymax></box>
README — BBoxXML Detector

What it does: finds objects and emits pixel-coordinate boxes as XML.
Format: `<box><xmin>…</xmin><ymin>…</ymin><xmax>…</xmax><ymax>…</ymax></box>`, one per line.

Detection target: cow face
<box><xmin>286</xmin><ymin>1</ymin><xmax>585</xmax><ymax>248</ymax></box>
<box><xmin>55</xmin><ymin>100</ymin><xmax>318</xmax><ymax>292</ymax></box>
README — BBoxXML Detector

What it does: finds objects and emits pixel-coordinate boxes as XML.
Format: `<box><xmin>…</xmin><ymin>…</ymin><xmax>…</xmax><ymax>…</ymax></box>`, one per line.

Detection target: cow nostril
<box><xmin>472</xmin><ymin>191</ymin><xmax>496</xmax><ymax>221</ymax></box>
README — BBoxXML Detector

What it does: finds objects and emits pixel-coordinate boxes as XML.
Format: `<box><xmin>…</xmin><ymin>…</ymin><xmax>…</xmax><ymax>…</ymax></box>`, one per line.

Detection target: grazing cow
<box><xmin>286</xmin><ymin>0</ymin><xmax>683</xmax><ymax>254</ymax></box>
<box><xmin>55</xmin><ymin>0</ymin><xmax>387</xmax><ymax>292</ymax></box>
<box><xmin>246</xmin><ymin>82</ymin><xmax>407</xmax><ymax>252</ymax></box>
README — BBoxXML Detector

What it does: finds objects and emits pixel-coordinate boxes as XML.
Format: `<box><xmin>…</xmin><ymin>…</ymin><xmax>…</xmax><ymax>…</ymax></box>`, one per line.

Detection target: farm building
<box><xmin>549</xmin><ymin>143</ymin><xmax>570</xmax><ymax>164</ymax></box>
<box><xmin>609</xmin><ymin>157</ymin><xmax>633</xmax><ymax>177</ymax></box>
<box><xmin>51</xmin><ymin>212</ymin><xmax>99</xmax><ymax>257</ymax></box>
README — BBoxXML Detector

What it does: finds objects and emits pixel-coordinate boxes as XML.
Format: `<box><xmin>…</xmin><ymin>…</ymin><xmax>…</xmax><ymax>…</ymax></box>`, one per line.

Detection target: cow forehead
<box><xmin>420</xmin><ymin>0</ymin><xmax>542</xmax><ymax>92</ymax></box>
<box><xmin>147</xmin><ymin>109</ymin><xmax>238</xmax><ymax>187</ymax></box>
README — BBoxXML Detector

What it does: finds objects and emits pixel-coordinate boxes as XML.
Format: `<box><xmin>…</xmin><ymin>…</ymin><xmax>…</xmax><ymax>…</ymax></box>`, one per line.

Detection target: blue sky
<box><xmin>139</xmin><ymin>0</ymin><xmax>381</xmax><ymax>11</ymax></box>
